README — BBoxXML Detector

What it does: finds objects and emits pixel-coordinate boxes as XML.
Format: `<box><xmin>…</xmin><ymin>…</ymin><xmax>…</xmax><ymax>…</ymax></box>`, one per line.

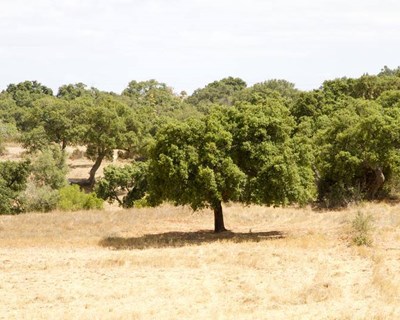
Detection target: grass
<box><xmin>352</xmin><ymin>211</ymin><xmax>374</xmax><ymax>246</ymax></box>
<box><xmin>1</xmin><ymin>146</ymin><xmax>400</xmax><ymax>319</ymax></box>
<box><xmin>1</xmin><ymin>203</ymin><xmax>400</xmax><ymax>319</ymax></box>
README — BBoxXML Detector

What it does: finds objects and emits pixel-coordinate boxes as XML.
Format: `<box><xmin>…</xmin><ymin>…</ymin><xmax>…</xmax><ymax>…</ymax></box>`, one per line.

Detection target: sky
<box><xmin>0</xmin><ymin>0</ymin><xmax>399</xmax><ymax>94</ymax></box>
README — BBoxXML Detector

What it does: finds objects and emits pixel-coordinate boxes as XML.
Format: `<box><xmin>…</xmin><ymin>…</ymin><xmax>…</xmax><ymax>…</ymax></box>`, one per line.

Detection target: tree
<box><xmin>21</xmin><ymin>96</ymin><xmax>85</xmax><ymax>151</ymax></box>
<box><xmin>148</xmin><ymin>101</ymin><xmax>315</xmax><ymax>232</ymax></box>
<box><xmin>81</xmin><ymin>94</ymin><xmax>139</xmax><ymax>187</ymax></box>
<box><xmin>5</xmin><ymin>80</ymin><xmax>53</xmax><ymax>107</ymax></box>
<box><xmin>122</xmin><ymin>79</ymin><xmax>181</xmax><ymax>109</ymax></box>
<box><xmin>148</xmin><ymin>116</ymin><xmax>245</xmax><ymax>232</ymax></box>
<box><xmin>315</xmin><ymin>98</ymin><xmax>400</xmax><ymax>207</ymax></box>
<box><xmin>96</xmin><ymin>162</ymin><xmax>148</xmax><ymax>207</ymax></box>
<box><xmin>57</xmin><ymin>83</ymin><xmax>91</xmax><ymax>101</ymax></box>
<box><xmin>187</xmin><ymin>77</ymin><xmax>247</xmax><ymax>109</ymax></box>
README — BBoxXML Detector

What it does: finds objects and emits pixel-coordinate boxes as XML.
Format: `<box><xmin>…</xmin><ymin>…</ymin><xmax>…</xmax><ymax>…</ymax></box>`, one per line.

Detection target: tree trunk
<box><xmin>88</xmin><ymin>154</ymin><xmax>105</xmax><ymax>188</ymax></box>
<box><xmin>61</xmin><ymin>139</ymin><xmax>67</xmax><ymax>150</ymax></box>
<box><xmin>368</xmin><ymin>167</ymin><xmax>385</xmax><ymax>199</ymax></box>
<box><xmin>213</xmin><ymin>201</ymin><xmax>227</xmax><ymax>233</ymax></box>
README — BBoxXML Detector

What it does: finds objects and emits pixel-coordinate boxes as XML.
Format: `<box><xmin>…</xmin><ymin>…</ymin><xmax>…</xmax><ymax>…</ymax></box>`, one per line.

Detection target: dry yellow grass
<box><xmin>1</xmin><ymin>202</ymin><xmax>400</xmax><ymax>319</ymax></box>
<box><xmin>1</xmin><ymin>144</ymin><xmax>400</xmax><ymax>319</ymax></box>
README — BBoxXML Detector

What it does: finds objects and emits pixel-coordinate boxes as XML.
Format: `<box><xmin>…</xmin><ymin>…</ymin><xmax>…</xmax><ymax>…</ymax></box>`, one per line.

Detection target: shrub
<box><xmin>0</xmin><ymin>160</ymin><xmax>31</xmax><ymax>214</ymax></box>
<box><xmin>29</xmin><ymin>145</ymin><xmax>68</xmax><ymax>190</ymax></box>
<box><xmin>69</xmin><ymin>148</ymin><xmax>85</xmax><ymax>160</ymax></box>
<box><xmin>58</xmin><ymin>185</ymin><xmax>103</xmax><ymax>211</ymax></box>
<box><xmin>352</xmin><ymin>211</ymin><xmax>374</xmax><ymax>246</ymax></box>
<box><xmin>18</xmin><ymin>182</ymin><xmax>59</xmax><ymax>212</ymax></box>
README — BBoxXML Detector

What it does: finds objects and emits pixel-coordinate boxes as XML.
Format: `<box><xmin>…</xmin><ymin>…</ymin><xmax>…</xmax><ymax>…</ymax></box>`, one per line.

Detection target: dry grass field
<box><xmin>1</xmin><ymin>144</ymin><xmax>400</xmax><ymax>319</ymax></box>
<box><xmin>1</xmin><ymin>203</ymin><xmax>400</xmax><ymax>319</ymax></box>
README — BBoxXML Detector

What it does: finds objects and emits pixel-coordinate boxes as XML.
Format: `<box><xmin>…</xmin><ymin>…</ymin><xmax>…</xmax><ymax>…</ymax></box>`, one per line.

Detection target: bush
<box><xmin>352</xmin><ymin>211</ymin><xmax>374</xmax><ymax>246</ymax></box>
<box><xmin>0</xmin><ymin>160</ymin><xmax>31</xmax><ymax>214</ymax></box>
<box><xmin>69</xmin><ymin>148</ymin><xmax>85</xmax><ymax>160</ymax></box>
<box><xmin>18</xmin><ymin>182</ymin><xmax>59</xmax><ymax>212</ymax></box>
<box><xmin>58</xmin><ymin>185</ymin><xmax>103</xmax><ymax>211</ymax></box>
<box><xmin>29</xmin><ymin>145</ymin><xmax>68</xmax><ymax>190</ymax></box>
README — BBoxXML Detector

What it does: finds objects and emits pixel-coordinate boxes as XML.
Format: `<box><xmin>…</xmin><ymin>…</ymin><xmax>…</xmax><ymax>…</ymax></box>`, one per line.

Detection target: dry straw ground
<box><xmin>1</xmin><ymin>203</ymin><xmax>400</xmax><ymax>320</ymax></box>
<box><xmin>1</xmin><ymin>144</ymin><xmax>400</xmax><ymax>319</ymax></box>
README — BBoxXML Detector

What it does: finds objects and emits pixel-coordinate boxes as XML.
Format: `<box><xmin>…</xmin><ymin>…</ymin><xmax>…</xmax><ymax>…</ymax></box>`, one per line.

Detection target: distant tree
<box><xmin>322</xmin><ymin>75</ymin><xmax>400</xmax><ymax>100</ymax></box>
<box><xmin>21</xmin><ymin>96</ymin><xmax>85</xmax><ymax>151</ymax></box>
<box><xmin>187</xmin><ymin>77</ymin><xmax>247</xmax><ymax>109</ymax></box>
<box><xmin>122</xmin><ymin>79</ymin><xmax>181</xmax><ymax>109</ymax></box>
<box><xmin>5</xmin><ymin>80</ymin><xmax>53</xmax><ymax>107</ymax></box>
<box><xmin>57</xmin><ymin>83</ymin><xmax>91</xmax><ymax>101</ymax></box>
<box><xmin>378</xmin><ymin>66</ymin><xmax>400</xmax><ymax>77</ymax></box>
<box><xmin>82</xmin><ymin>94</ymin><xmax>139</xmax><ymax>187</ymax></box>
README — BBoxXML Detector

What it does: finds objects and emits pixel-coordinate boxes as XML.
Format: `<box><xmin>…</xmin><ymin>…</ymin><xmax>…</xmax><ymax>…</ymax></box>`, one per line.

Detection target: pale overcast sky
<box><xmin>0</xmin><ymin>0</ymin><xmax>399</xmax><ymax>94</ymax></box>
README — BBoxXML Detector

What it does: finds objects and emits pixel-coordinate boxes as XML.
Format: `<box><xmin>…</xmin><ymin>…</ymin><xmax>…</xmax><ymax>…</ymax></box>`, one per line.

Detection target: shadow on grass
<box><xmin>99</xmin><ymin>230</ymin><xmax>285</xmax><ymax>250</ymax></box>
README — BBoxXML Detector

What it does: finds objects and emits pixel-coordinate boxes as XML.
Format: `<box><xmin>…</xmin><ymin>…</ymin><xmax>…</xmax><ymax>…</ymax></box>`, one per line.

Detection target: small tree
<box><xmin>96</xmin><ymin>162</ymin><xmax>148</xmax><ymax>207</ymax></box>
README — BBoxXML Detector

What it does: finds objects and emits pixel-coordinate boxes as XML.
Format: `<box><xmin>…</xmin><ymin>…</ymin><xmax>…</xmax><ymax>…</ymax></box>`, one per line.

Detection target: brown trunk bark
<box><xmin>88</xmin><ymin>153</ymin><xmax>105</xmax><ymax>188</ymax></box>
<box><xmin>368</xmin><ymin>167</ymin><xmax>385</xmax><ymax>199</ymax></box>
<box><xmin>61</xmin><ymin>139</ymin><xmax>67</xmax><ymax>150</ymax></box>
<box><xmin>213</xmin><ymin>201</ymin><xmax>227</xmax><ymax>233</ymax></box>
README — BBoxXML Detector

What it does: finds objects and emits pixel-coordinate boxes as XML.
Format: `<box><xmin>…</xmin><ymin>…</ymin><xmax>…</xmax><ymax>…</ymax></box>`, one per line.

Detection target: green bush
<box><xmin>0</xmin><ymin>160</ymin><xmax>31</xmax><ymax>214</ymax></box>
<box><xmin>18</xmin><ymin>182</ymin><xmax>59</xmax><ymax>212</ymax></box>
<box><xmin>58</xmin><ymin>185</ymin><xmax>103</xmax><ymax>211</ymax></box>
<box><xmin>352</xmin><ymin>211</ymin><xmax>374</xmax><ymax>246</ymax></box>
<box><xmin>29</xmin><ymin>145</ymin><xmax>68</xmax><ymax>190</ymax></box>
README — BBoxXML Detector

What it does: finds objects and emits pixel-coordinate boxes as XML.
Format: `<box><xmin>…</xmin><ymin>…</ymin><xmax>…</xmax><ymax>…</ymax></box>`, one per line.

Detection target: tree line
<box><xmin>1</xmin><ymin>67</ymin><xmax>400</xmax><ymax>231</ymax></box>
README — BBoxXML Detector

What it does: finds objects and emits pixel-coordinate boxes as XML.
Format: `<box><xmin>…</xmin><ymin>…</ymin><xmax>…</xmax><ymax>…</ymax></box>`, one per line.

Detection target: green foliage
<box><xmin>236</xmin><ymin>80</ymin><xmax>299</xmax><ymax>108</ymax></box>
<box><xmin>315</xmin><ymin>98</ymin><xmax>400</xmax><ymax>207</ymax></box>
<box><xmin>29</xmin><ymin>146</ymin><xmax>68</xmax><ymax>190</ymax></box>
<box><xmin>378</xmin><ymin>65</ymin><xmax>400</xmax><ymax>77</ymax></box>
<box><xmin>6</xmin><ymin>81</ymin><xmax>53</xmax><ymax>107</ymax></box>
<box><xmin>20</xmin><ymin>126</ymin><xmax>51</xmax><ymax>153</ymax></box>
<box><xmin>148</xmin><ymin>116</ymin><xmax>246</xmax><ymax>211</ymax></box>
<box><xmin>81</xmin><ymin>94</ymin><xmax>140</xmax><ymax>185</ymax></box>
<box><xmin>0</xmin><ymin>120</ymin><xmax>19</xmax><ymax>144</ymax></box>
<box><xmin>18</xmin><ymin>182</ymin><xmax>59</xmax><ymax>213</ymax></box>
<box><xmin>149</xmin><ymin>100</ymin><xmax>315</xmax><ymax>213</ymax></box>
<box><xmin>222</xmin><ymin>102</ymin><xmax>315</xmax><ymax>205</ymax></box>
<box><xmin>96</xmin><ymin>162</ymin><xmax>149</xmax><ymax>207</ymax></box>
<box><xmin>0</xmin><ymin>160</ymin><xmax>31</xmax><ymax>214</ymax></box>
<box><xmin>122</xmin><ymin>79</ymin><xmax>181</xmax><ymax>109</ymax></box>
<box><xmin>351</xmin><ymin>211</ymin><xmax>374</xmax><ymax>246</ymax></box>
<box><xmin>58</xmin><ymin>185</ymin><xmax>103</xmax><ymax>211</ymax></box>
<box><xmin>322</xmin><ymin>75</ymin><xmax>400</xmax><ymax>100</ymax></box>
<box><xmin>57</xmin><ymin>83</ymin><xmax>91</xmax><ymax>101</ymax></box>
<box><xmin>187</xmin><ymin>77</ymin><xmax>247</xmax><ymax>109</ymax></box>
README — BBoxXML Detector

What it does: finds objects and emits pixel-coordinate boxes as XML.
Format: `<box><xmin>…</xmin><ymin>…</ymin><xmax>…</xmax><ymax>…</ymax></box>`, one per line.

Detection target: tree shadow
<box><xmin>99</xmin><ymin>230</ymin><xmax>285</xmax><ymax>250</ymax></box>
<box><xmin>68</xmin><ymin>164</ymin><xmax>92</xmax><ymax>169</ymax></box>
